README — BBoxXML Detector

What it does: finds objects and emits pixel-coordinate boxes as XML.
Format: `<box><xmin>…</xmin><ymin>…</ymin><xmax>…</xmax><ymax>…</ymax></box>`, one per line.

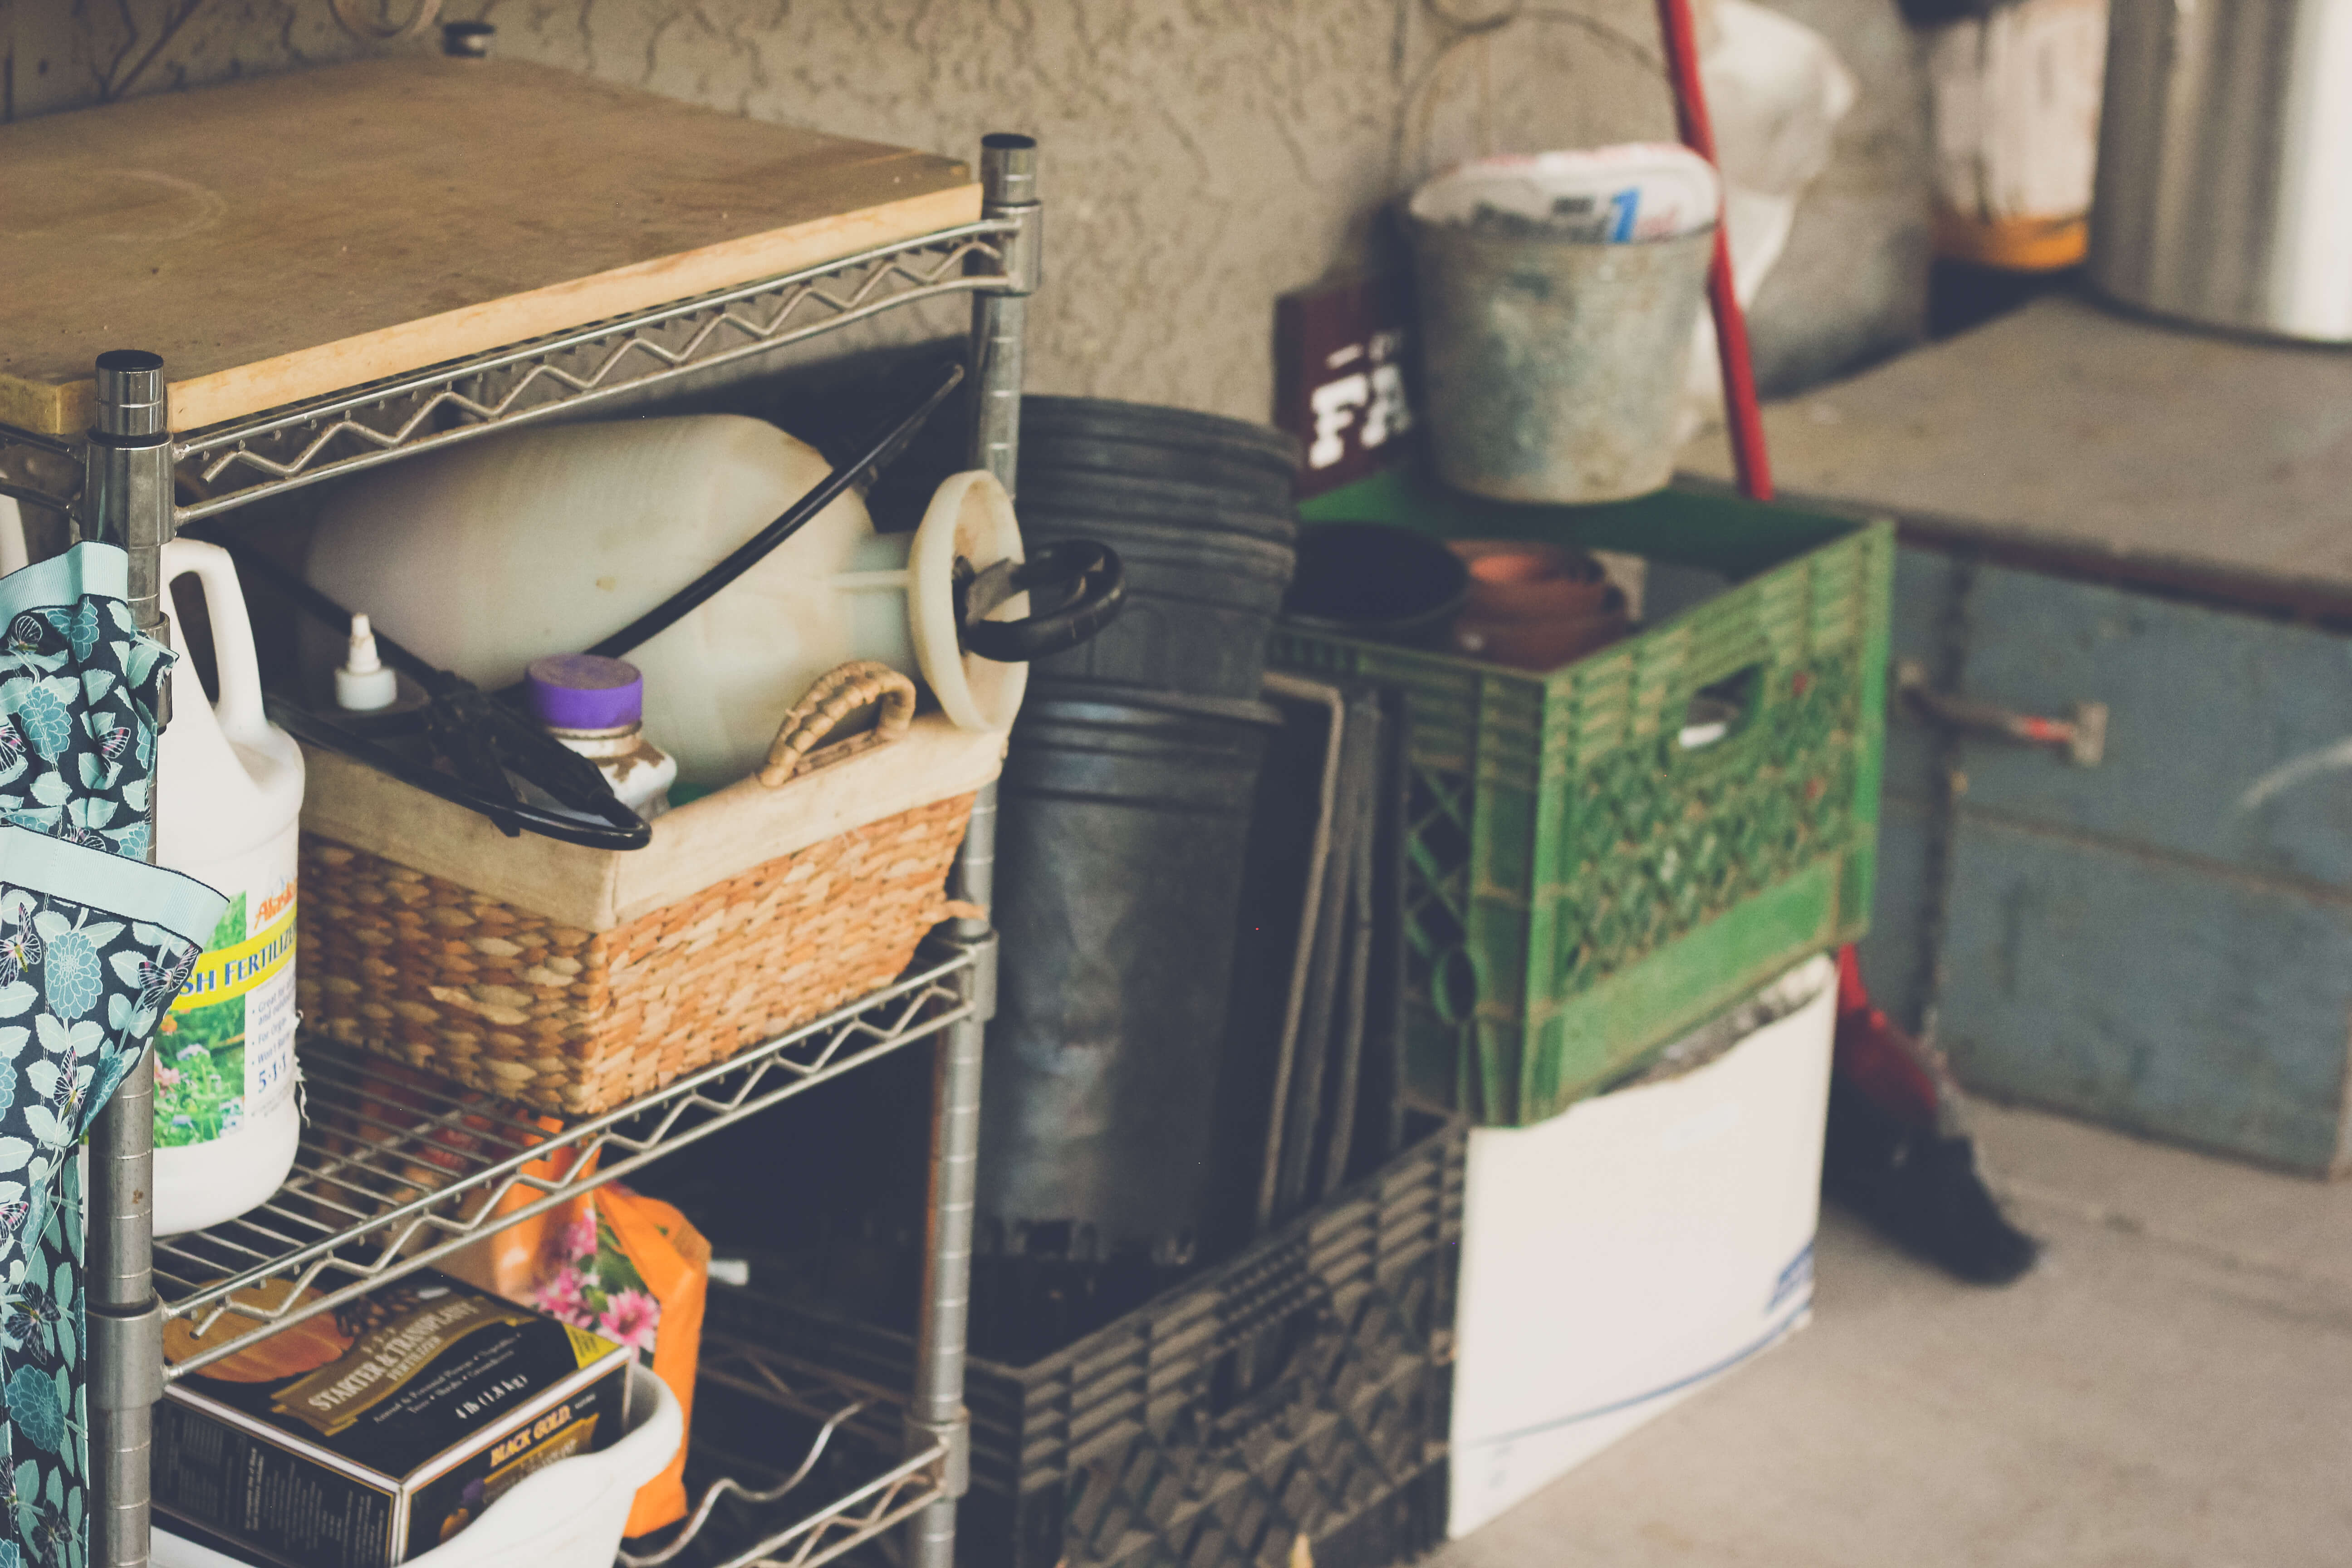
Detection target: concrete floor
<box><xmin>1430</xmin><ymin>1101</ymin><xmax>2352</xmax><ymax>1568</ymax></box>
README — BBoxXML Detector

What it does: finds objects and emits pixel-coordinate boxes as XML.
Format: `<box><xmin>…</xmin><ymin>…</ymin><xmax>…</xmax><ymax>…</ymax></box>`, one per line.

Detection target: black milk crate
<box><xmin>710</xmin><ymin>1118</ymin><xmax>1465</xmax><ymax>1568</ymax></box>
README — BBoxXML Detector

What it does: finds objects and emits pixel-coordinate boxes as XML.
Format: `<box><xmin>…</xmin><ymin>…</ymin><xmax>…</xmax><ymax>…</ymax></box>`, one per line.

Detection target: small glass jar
<box><xmin>524</xmin><ymin>653</ymin><xmax>678</xmax><ymax>818</ymax></box>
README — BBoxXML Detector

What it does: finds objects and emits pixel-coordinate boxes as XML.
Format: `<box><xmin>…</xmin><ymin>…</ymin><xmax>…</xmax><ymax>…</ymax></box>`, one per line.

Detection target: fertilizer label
<box><xmin>157</xmin><ymin>877</ymin><xmax>296</xmax><ymax>1149</ymax></box>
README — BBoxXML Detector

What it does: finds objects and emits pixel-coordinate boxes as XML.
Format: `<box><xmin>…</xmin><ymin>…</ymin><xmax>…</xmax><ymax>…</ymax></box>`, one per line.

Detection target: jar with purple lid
<box><xmin>525</xmin><ymin>653</ymin><xmax>679</xmax><ymax>817</ymax></box>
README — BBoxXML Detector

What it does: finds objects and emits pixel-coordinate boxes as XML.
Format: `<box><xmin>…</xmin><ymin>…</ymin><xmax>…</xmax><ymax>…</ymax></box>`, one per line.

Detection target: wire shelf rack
<box><xmin>0</xmin><ymin>425</ymin><xmax>79</xmax><ymax>513</ymax></box>
<box><xmin>624</xmin><ymin>1336</ymin><xmax>944</xmax><ymax>1568</ymax></box>
<box><xmin>23</xmin><ymin>112</ymin><xmax>1041</xmax><ymax>1568</ymax></box>
<box><xmin>167</xmin><ymin>221</ymin><xmax>1016</xmax><ymax>523</ymax></box>
<box><xmin>154</xmin><ymin>946</ymin><xmax>975</xmax><ymax>1378</ymax></box>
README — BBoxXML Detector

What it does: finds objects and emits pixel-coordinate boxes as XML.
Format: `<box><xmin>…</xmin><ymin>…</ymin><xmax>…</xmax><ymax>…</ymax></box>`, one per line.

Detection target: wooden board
<box><xmin>1679</xmin><ymin>294</ymin><xmax>2352</xmax><ymax>612</ymax></box>
<box><xmin>299</xmin><ymin>715</ymin><xmax>1005</xmax><ymax>931</ymax></box>
<box><xmin>0</xmin><ymin>57</ymin><xmax>978</xmax><ymax>436</ymax></box>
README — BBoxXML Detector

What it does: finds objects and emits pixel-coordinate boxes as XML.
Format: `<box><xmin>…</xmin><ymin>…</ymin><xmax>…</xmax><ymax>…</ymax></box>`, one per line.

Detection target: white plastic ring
<box><xmin>907</xmin><ymin>470</ymin><xmax>1030</xmax><ymax>732</ymax></box>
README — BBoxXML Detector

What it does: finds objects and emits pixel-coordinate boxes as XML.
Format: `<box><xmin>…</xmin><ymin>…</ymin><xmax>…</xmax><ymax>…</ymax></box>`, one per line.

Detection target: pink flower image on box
<box><xmin>534</xmin><ymin>1267</ymin><xmax>589</xmax><ymax>1323</ymax></box>
<box><xmin>596</xmin><ymin>1287</ymin><xmax>661</xmax><ymax>1354</ymax></box>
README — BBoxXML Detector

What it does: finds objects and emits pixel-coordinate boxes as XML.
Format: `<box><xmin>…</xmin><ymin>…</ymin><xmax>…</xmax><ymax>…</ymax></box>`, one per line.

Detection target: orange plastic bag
<box><xmin>445</xmin><ymin>1152</ymin><xmax>707</xmax><ymax>1538</ymax></box>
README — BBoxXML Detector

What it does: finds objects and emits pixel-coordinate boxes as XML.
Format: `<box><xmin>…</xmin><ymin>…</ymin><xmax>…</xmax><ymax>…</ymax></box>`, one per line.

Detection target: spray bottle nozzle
<box><xmin>336</xmin><ymin>612</ymin><xmax>398</xmax><ymax>711</ymax></box>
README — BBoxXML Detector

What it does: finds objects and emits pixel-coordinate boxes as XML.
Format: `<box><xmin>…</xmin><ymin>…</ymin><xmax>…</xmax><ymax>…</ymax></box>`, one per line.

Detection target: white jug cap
<box><xmin>907</xmin><ymin>471</ymin><xmax>1029</xmax><ymax>733</ymax></box>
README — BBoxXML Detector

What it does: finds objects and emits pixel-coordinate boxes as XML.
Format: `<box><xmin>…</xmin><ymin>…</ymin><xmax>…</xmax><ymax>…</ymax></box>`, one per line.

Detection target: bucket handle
<box><xmin>160</xmin><ymin>538</ymin><xmax>272</xmax><ymax>753</ymax></box>
<box><xmin>757</xmin><ymin>660</ymin><xmax>916</xmax><ymax>786</ymax></box>
<box><xmin>1395</xmin><ymin>8</ymin><xmax>1678</xmax><ymax>196</ymax></box>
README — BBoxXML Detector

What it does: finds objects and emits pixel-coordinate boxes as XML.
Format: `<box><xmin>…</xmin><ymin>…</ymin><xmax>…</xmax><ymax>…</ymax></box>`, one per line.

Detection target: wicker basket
<box><xmin>295</xmin><ymin>713</ymin><xmax>1002</xmax><ymax>1116</ymax></box>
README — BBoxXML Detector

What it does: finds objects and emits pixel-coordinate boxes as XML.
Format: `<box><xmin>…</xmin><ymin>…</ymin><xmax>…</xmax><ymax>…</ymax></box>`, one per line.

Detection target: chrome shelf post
<box><xmin>82</xmin><ymin>349</ymin><xmax>176</xmax><ymax>1568</ymax></box>
<box><xmin>906</xmin><ymin>130</ymin><xmax>1039</xmax><ymax>1568</ymax></box>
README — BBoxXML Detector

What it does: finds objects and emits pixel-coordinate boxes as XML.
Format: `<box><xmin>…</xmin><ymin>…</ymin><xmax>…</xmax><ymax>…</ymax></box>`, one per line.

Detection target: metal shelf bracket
<box><xmin>154</xmin><ymin>947</ymin><xmax>977</xmax><ymax>1378</ymax></box>
<box><xmin>171</xmin><ymin>222</ymin><xmax>1020</xmax><ymax>524</ymax></box>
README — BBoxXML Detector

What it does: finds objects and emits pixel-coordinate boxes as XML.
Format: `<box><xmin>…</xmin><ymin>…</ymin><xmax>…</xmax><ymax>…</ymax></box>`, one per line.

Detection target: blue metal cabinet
<box><xmin>1680</xmin><ymin>293</ymin><xmax>2352</xmax><ymax>1176</ymax></box>
<box><xmin>1860</xmin><ymin>548</ymin><xmax>2352</xmax><ymax>1174</ymax></box>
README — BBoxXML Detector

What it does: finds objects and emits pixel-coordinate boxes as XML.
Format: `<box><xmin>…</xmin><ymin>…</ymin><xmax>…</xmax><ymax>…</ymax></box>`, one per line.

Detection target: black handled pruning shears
<box><xmin>240</xmin><ymin>563</ymin><xmax>656</xmax><ymax>849</ymax></box>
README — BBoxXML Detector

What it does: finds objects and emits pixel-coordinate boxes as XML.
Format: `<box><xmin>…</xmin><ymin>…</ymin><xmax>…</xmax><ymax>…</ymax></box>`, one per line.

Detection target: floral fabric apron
<box><xmin>0</xmin><ymin>546</ymin><xmax>225</xmax><ymax>1568</ymax></box>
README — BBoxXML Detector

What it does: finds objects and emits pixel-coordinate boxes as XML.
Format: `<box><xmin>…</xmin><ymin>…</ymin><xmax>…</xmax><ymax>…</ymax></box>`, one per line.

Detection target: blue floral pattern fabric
<box><xmin>0</xmin><ymin>552</ymin><xmax>172</xmax><ymax>863</ymax></box>
<box><xmin>0</xmin><ymin>851</ymin><xmax>223</xmax><ymax>1568</ymax></box>
<box><xmin>0</xmin><ymin>547</ymin><xmax>223</xmax><ymax>1568</ymax></box>
<box><xmin>7</xmin><ymin>1152</ymin><xmax>87</xmax><ymax>1568</ymax></box>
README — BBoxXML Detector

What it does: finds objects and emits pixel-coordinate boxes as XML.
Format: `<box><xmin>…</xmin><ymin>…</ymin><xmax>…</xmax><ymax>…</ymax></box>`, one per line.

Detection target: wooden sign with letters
<box><xmin>1274</xmin><ymin>272</ymin><xmax>1416</xmax><ymax>500</ymax></box>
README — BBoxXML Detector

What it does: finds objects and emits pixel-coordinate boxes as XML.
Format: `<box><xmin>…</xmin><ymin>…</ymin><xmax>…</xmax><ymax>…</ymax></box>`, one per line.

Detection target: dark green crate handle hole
<box><xmin>1674</xmin><ymin>663</ymin><xmax>1766</xmax><ymax>758</ymax></box>
<box><xmin>1430</xmin><ymin>945</ymin><xmax>1482</xmax><ymax>1025</ymax></box>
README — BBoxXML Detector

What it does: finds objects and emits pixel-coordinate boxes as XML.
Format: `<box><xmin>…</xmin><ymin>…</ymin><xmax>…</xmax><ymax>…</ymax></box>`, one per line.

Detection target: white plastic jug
<box><xmin>153</xmin><ymin>539</ymin><xmax>306</xmax><ymax>1236</ymax></box>
<box><xmin>307</xmin><ymin>415</ymin><xmax>1025</xmax><ymax>787</ymax></box>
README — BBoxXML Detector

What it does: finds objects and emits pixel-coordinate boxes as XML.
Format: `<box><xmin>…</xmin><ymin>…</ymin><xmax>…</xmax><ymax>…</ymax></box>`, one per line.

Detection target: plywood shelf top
<box><xmin>0</xmin><ymin>56</ymin><xmax>977</xmax><ymax>436</ymax></box>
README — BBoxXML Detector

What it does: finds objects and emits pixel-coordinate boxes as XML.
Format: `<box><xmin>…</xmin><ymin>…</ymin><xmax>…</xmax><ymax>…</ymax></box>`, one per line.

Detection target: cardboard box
<box><xmin>155</xmin><ymin>1271</ymin><xmax>633</xmax><ymax>1567</ymax></box>
<box><xmin>1447</xmin><ymin>957</ymin><xmax>1836</xmax><ymax>1537</ymax></box>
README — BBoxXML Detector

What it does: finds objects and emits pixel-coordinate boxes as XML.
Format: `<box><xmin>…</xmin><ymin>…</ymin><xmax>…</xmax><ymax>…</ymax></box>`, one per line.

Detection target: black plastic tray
<box><xmin>709</xmin><ymin>1116</ymin><xmax>1465</xmax><ymax>1568</ymax></box>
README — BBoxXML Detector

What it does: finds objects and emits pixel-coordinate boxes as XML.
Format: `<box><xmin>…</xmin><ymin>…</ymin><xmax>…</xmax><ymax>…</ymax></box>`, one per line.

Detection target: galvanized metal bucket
<box><xmin>1410</xmin><ymin>218</ymin><xmax>1715</xmax><ymax>504</ymax></box>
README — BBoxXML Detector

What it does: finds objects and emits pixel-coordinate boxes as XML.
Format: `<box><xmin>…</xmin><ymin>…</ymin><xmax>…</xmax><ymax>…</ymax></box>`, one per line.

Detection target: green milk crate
<box><xmin>1272</xmin><ymin>472</ymin><xmax>1891</xmax><ymax>1126</ymax></box>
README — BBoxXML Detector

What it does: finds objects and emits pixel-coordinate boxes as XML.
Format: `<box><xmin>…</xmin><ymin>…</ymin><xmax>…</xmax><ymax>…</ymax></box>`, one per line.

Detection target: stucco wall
<box><xmin>4</xmin><ymin>0</ymin><xmax>1924</xmax><ymax>420</ymax></box>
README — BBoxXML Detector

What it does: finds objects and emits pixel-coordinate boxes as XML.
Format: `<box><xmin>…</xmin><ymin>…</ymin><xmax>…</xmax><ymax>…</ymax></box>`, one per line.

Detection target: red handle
<box><xmin>1655</xmin><ymin>0</ymin><xmax>1774</xmax><ymax>504</ymax></box>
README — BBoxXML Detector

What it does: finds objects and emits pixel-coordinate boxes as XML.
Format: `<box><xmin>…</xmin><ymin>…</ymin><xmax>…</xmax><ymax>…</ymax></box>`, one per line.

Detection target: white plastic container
<box><xmin>154</xmin><ymin>1363</ymin><xmax>684</xmax><ymax>1568</ymax></box>
<box><xmin>308</xmin><ymin>415</ymin><xmax>1028</xmax><ymax>787</ymax></box>
<box><xmin>153</xmin><ymin>539</ymin><xmax>306</xmax><ymax>1236</ymax></box>
<box><xmin>1410</xmin><ymin>144</ymin><xmax>1721</xmax><ymax>242</ymax></box>
<box><xmin>524</xmin><ymin>654</ymin><xmax>679</xmax><ymax>817</ymax></box>
<box><xmin>1448</xmin><ymin>956</ymin><xmax>1835</xmax><ymax>1537</ymax></box>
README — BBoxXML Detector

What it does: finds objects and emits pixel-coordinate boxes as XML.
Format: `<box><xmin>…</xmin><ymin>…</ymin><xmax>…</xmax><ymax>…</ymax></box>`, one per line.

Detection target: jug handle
<box><xmin>758</xmin><ymin>660</ymin><xmax>916</xmax><ymax>785</ymax></box>
<box><xmin>160</xmin><ymin>538</ymin><xmax>271</xmax><ymax>751</ymax></box>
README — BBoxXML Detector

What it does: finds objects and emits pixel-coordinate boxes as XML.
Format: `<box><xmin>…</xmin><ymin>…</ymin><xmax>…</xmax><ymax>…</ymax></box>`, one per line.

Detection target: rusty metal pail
<box><xmin>1409</xmin><ymin>217</ymin><xmax>1715</xmax><ymax>504</ymax></box>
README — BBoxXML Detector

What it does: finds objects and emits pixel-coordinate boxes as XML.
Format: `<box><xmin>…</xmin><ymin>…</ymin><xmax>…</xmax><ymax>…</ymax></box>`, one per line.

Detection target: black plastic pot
<box><xmin>1023</xmin><ymin>394</ymin><xmax>1302</xmax><ymax>505</ymax></box>
<box><xmin>1014</xmin><ymin>401</ymin><xmax>1301</xmax><ymax>701</ymax></box>
<box><xmin>1020</xmin><ymin>502</ymin><xmax>1294</xmax><ymax>699</ymax></box>
<box><xmin>982</xmin><ymin>688</ymin><xmax>1281</xmax><ymax>1267</ymax></box>
<box><xmin>1284</xmin><ymin>520</ymin><xmax>1472</xmax><ymax>648</ymax></box>
<box><xmin>1014</xmin><ymin>466</ymin><xmax>1299</xmax><ymax>544</ymax></box>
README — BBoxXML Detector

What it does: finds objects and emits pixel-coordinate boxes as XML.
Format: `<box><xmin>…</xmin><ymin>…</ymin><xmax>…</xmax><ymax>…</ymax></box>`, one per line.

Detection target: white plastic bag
<box><xmin>1410</xmin><ymin>145</ymin><xmax>1720</xmax><ymax>241</ymax></box>
<box><xmin>1678</xmin><ymin>0</ymin><xmax>1858</xmax><ymax>440</ymax></box>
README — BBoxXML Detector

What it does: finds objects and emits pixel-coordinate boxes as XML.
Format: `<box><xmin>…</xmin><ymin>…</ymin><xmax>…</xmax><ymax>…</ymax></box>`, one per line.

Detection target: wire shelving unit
<box><xmin>0</xmin><ymin>86</ymin><xmax>1039</xmax><ymax>1568</ymax></box>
